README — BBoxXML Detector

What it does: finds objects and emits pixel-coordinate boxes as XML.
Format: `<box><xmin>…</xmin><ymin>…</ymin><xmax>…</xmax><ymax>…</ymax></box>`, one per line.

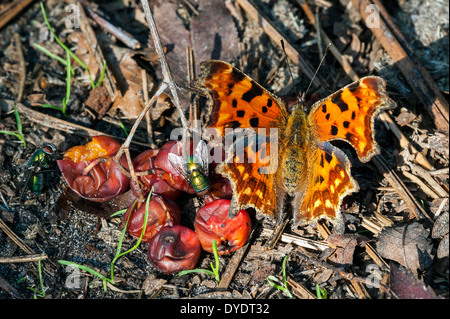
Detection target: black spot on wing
<box><xmin>241</xmin><ymin>82</ymin><xmax>263</xmax><ymax>103</ymax></box>
<box><xmin>331</xmin><ymin>125</ymin><xmax>338</xmax><ymax>135</ymax></box>
<box><xmin>249</xmin><ymin>117</ymin><xmax>259</xmax><ymax>128</ymax></box>
<box><xmin>227</xmin><ymin>121</ymin><xmax>241</xmax><ymax>129</ymax></box>
<box><xmin>230</xmin><ymin>69</ymin><xmax>245</xmax><ymax>83</ymax></box>
<box><xmin>332</xmin><ymin>93</ymin><xmax>349</xmax><ymax>112</ymax></box>
<box><xmin>237</xmin><ymin>110</ymin><xmax>245</xmax><ymax>118</ymax></box>
<box><xmin>315</xmin><ymin>175</ymin><xmax>325</xmax><ymax>184</ymax></box>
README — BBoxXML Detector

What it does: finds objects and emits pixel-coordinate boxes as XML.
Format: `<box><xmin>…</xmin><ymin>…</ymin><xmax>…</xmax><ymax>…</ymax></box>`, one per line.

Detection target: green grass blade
<box><xmin>62</xmin><ymin>51</ymin><xmax>72</xmax><ymax>115</ymax></box>
<box><xmin>315</xmin><ymin>284</ymin><xmax>327</xmax><ymax>299</ymax></box>
<box><xmin>0</xmin><ymin>131</ymin><xmax>22</xmax><ymax>140</ymax></box>
<box><xmin>40</xmin><ymin>2</ymin><xmax>95</xmax><ymax>89</ymax></box>
<box><xmin>0</xmin><ymin>105</ymin><xmax>26</xmax><ymax>147</ymax></box>
<box><xmin>58</xmin><ymin>260</ymin><xmax>111</xmax><ymax>283</ymax></box>
<box><xmin>267</xmin><ymin>276</ymin><xmax>286</xmax><ymax>292</ymax></box>
<box><xmin>13</xmin><ymin>105</ymin><xmax>26</xmax><ymax>147</ymax></box>
<box><xmin>110</xmin><ymin>187</ymin><xmax>153</xmax><ymax>282</ymax></box>
<box><xmin>40</xmin><ymin>104</ymin><xmax>64</xmax><ymax>112</ymax></box>
<box><xmin>33</xmin><ymin>43</ymin><xmax>72</xmax><ymax>71</ymax></box>
<box><xmin>178</xmin><ymin>268</ymin><xmax>216</xmax><ymax>277</ymax></box>
<box><xmin>94</xmin><ymin>60</ymin><xmax>107</xmax><ymax>88</ymax></box>
<box><xmin>109</xmin><ymin>208</ymin><xmax>127</xmax><ymax>218</ymax></box>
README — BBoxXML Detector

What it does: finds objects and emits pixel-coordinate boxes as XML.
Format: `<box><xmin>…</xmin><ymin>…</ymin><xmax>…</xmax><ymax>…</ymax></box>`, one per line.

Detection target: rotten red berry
<box><xmin>124</xmin><ymin>194</ymin><xmax>181</xmax><ymax>242</ymax></box>
<box><xmin>154</xmin><ymin>140</ymin><xmax>196</xmax><ymax>194</ymax></box>
<box><xmin>57</xmin><ymin>136</ymin><xmax>130</xmax><ymax>202</ymax></box>
<box><xmin>132</xmin><ymin>149</ymin><xmax>182</xmax><ymax>201</ymax></box>
<box><xmin>147</xmin><ymin>225</ymin><xmax>201</xmax><ymax>274</ymax></box>
<box><xmin>194</xmin><ymin>199</ymin><xmax>252</xmax><ymax>255</ymax></box>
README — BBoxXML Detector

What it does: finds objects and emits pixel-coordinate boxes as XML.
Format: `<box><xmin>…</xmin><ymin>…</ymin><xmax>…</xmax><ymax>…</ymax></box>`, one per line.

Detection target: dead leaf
<box><xmin>142</xmin><ymin>274</ymin><xmax>167</xmax><ymax>296</ymax></box>
<box><xmin>151</xmin><ymin>0</ymin><xmax>240</xmax><ymax>109</ymax></box>
<box><xmin>377</xmin><ymin>222</ymin><xmax>433</xmax><ymax>274</ymax></box>
<box><xmin>85</xmin><ymin>85</ymin><xmax>111</xmax><ymax>118</ymax></box>
<box><xmin>325</xmin><ymin>233</ymin><xmax>369</xmax><ymax>269</ymax></box>
<box><xmin>395</xmin><ymin>108</ymin><xmax>417</xmax><ymax>126</ymax></box>
<box><xmin>389</xmin><ymin>262</ymin><xmax>440</xmax><ymax>299</ymax></box>
<box><xmin>432</xmin><ymin>211</ymin><xmax>449</xmax><ymax>258</ymax></box>
<box><xmin>437</xmin><ymin>233</ymin><xmax>449</xmax><ymax>259</ymax></box>
<box><xmin>152</xmin><ymin>93</ymin><xmax>173</xmax><ymax>120</ymax></box>
<box><xmin>106</xmin><ymin>46</ymin><xmax>156</xmax><ymax>119</ymax></box>
<box><xmin>68</xmin><ymin>31</ymin><xmax>100</xmax><ymax>81</ymax></box>
<box><xmin>191</xmin><ymin>0</ymin><xmax>240</xmax><ymax>66</ymax></box>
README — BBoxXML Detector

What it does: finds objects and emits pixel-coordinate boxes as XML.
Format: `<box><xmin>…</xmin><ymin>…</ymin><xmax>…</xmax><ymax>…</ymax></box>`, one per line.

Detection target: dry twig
<box><xmin>112</xmin><ymin>0</ymin><xmax>190</xmax><ymax>201</ymax></box>
<box><xmin>351</xmin><ymin>0</ymin><xmax>449</xmax><ymax>133</ymax></box>
<box><xmin>0</xmin><ymin>0</ymin><xmax>35</xmax><ymax>30</ymax></box>
<box><xmin>236</xmin><ymin>0</ymin><xmax>328</xmax><ymax>90</ymax></box>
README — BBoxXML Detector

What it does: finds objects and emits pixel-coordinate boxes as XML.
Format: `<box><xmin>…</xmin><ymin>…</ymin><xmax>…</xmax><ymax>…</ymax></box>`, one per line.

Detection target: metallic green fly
<box><xmin>168</xmin><ymin>140</ymin><xmax>210</xmax><ymax>195</ymax></box>
<box><xmin>21</xmin><ymin>143</ymin><xmax>57</xmax><ymax>196</ymax></box>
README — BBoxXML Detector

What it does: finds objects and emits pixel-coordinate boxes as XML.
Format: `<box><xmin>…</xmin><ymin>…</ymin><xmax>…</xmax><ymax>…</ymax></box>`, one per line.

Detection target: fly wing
<box><xmin>193</xmin><ymin>140</ymin><xmax>210</xmax><ymax>176</ymax></box>
<box><xmin>167</xmin><ymin>152</ymin><xmax>190</xmax><ymax>183</ymax></box>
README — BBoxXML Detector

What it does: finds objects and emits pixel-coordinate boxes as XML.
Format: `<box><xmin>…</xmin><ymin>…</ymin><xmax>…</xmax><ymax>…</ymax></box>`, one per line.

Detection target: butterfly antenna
<box><xmin>280</xmin><ymin>40</ymin><xmax>299</xmax><ymax>97</ymax></box>
<box><xmin>301</xmin><ymin>43</ymin><xmax>331</xmax><ymax>107</ymax></box>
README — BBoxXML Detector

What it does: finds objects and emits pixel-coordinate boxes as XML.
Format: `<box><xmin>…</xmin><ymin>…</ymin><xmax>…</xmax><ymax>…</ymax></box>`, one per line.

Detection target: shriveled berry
<box><xmin>132</xmin><ymin>149</ymin><xmax>181</xmax><ymax>201</ymax></box>
<box><xmin>147</xmin><ymin>225</ymin><xmax>201</xmax><ymax>274</ymax></box>
<box><xmin>57</xmin><ymin>136</ymin><xmax>130</xmax><ymax>202</ymax></box>
<box><xmin>124</xmin><ymin>195</ymin><xmax>181</xmax><ymax>242</ymax></box>
<box><xmin>194</xmin><ymin>199</ymin><xmax>251</xmax><ymax>255</ymax></box>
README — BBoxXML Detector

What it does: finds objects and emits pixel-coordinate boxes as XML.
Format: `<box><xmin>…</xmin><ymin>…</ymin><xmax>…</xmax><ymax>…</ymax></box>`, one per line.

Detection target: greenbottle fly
<box><xmin>20</xmin><ymin>143</ymin><xmax>57</xmax><ymax>197</ymax></box>
<box><xmin>168</xmin><ymin>140</ymin><xmax>210</xmax><ymax>196</ymax></box>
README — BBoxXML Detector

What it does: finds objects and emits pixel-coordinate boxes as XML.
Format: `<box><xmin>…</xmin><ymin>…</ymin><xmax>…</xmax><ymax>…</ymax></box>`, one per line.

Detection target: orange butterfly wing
<box><xmin>217</xmin><ymin>136</ymin><xmax>280</xmax><ymax>218</ymax></box>
<box><xmin>193</xmin><ymin>60</ymin><xmax>288</xmax><ymax>137</ymax></box>
<box><xmin>193</xmin><ymin>60</ymin><xmax>287</xmax><ymax>218</ymax></box>
<box><xmin>293</xmin><ymin>76</ymin><xmax>395</xmax><ymax>225</ymax></box>
<box><xmin>293</xmin><ymin>141</ymin><xmax>358</xmax><ymax>226</ymax></box>
<box><xmin>308</xmin><ymin>76</ymin><xmax>394</xmax><ymax>162</ymax></box>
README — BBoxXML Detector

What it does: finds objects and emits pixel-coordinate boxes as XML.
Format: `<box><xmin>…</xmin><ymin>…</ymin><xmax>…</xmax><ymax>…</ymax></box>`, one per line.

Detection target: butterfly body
<box><xmin>278</xmin><ymin>106</ymin><xmax>312</xmax><ymax>197</ymax></box>
<box><xmin>193</xmin><ymin>60</ymin><xmax>395</xmax><ymax>226</ymax></box>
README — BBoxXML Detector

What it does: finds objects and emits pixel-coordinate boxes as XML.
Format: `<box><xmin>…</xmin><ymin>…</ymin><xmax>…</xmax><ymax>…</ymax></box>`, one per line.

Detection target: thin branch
<box><xmin>140</xmin><ymin>0</ymin><xmax>189</xmax><ymax>130</ymax></box>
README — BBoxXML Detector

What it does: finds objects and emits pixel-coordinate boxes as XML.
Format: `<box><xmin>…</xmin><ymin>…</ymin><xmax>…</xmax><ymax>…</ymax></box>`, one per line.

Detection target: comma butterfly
<box><xmin>192</xmin><ymin>60</ymin><xmax>395</xmax><ymax>226</ymax></box>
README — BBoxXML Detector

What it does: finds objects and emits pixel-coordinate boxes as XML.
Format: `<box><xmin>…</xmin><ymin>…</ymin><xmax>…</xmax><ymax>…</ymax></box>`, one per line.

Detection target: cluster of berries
<box><xmin>57</xmin><ymin>136</ymin><xmax>252</xmax><ymax>274</ymax></box>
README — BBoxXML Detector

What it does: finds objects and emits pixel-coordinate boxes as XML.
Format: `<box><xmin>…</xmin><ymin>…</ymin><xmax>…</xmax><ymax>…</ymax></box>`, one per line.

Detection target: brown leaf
<box><xmin>377</xmin><ymin>222</ymin><xmax>433</xmax><ymax>274</ymax></box>
<box><xmin>326</xmin><ymin>233</ymin><xmax>369</xmax><ymax>269</ymax></box>
<box><xmin>395</xmin><ymin>109</ymin><xmax>417</xmax><ymax>126</ymax></box>
<box><xmin>106</xmin><ymin>47</ymin><xmax>157</xmax><ymax>119</ymax></box>
<box><xmin>389</xmin><ymin>262</ymin><xmax>440</xmax><ymax>299</ymax></box>
<box><xmin>431</xmin><ymin>209</ymin><xmax>449</xmax><ymax>258</ymax></box>
<box><xmin>151</xmin><ymin>0</ymin><xmax>240</xmax><ymax>109</ymax></box>
<box><xmin>191</xmin><ymin>0</ymin><xmax>240</xmax><ymax>65</ymax></box>
<box><xmin>432</xmin><ymin>211</ymin><xmax>449</xmax><ymax>238</ymax></box>
<box><xmin>437</xmin><ymin>233</ymin><xmax>449</xmax><ymax>259</ymax></box>
<box><xmin>85</xmin><ymin>86</ymin><xmax>111</xmax><ymax>118</ymax></box>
